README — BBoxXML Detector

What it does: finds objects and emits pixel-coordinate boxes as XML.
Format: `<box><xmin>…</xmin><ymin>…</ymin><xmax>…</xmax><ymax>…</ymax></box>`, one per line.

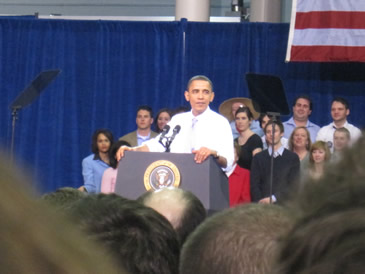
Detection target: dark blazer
<box><xmin>250</xmin><ymin>148</ymin><xmax>300</xmax><ymax>203</ymax></box>
<box><xmin>119</xmin><ymin>130</ymin><xmax>158</xmax><ymax>147</ymax></box>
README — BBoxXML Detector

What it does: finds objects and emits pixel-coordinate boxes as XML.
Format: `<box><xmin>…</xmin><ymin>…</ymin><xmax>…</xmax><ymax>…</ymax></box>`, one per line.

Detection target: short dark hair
<box><xmin>293</xmin><ymin>95</ymin><xmax>313</xmax><ymax>111</ymax></box>
<box><xmin>180</xmin><ymin>204</ymin><xmax>293</xmax><ymax>274</ymax></box>
<box><xmin>109</xmin><ymin>140</ymin><xmax>131</xmax><ymax>169</ymax></box>
<box><xmin>41</xmin><ymin>187</ymin><xmax>87</xmax><ymax>210</ymax></box>
<box><xmin>91</xmin><ymin>129</ymin><xmax>114</xmax><ymax>154</ymax></box>
<box><xmin>186</xmin><ymin>75</ymin><xmax>213</xmax><ymax>91</ymax></box>
<box><xmin>138</xmin><ymin>188</ymin><xmax>206</xmax><ymax>246</ymax></box>
<box><xmin>332</xmin><ymin>97</ymin><xmax>349</xmax><ymax>109</ymax></box>
<box><xmin>264</xmin><ymin>119</ymin><xmax>284</xmax><ymax>134</ymax></box>
<box><xmin>235</xmin><ymin>106</ymin><xmax>253</xmax><ymax>120</ymax></box>
<box><xmin>137</xmin><ymin>105</ymin><xmax>153</xmax><ymax>118</ymax></box>
<box><xmin>70</xmin><ymin>194</ymin><xmax>180</xmax><ymax>274</ymax></box>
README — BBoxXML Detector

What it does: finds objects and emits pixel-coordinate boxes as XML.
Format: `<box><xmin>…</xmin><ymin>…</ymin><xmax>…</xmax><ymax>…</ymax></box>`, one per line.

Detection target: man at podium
<box><xmin>117</xmin><ymin>75</ymin><xmax>234</xmax><ymax>171</ymax></box>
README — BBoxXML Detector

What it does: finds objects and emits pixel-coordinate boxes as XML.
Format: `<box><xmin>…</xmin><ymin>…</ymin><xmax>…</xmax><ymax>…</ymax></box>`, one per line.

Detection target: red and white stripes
<box><xmin>286</xmin><ymin>0</ymin><xmax>365</xmax><ymax>62</ymax></box>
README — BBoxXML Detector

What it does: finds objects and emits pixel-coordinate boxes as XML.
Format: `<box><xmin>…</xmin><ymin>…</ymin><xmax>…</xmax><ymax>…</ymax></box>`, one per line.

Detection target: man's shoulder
<box><xmin>283</xmin><ymin>117</ymin><xmax>294</xmax><ymax>125</ymax></box>
<box><xmin>119</xmin><ymin>131</ymin><xmax>136</xmax><ymax>140</ymax></box>
<box><xmin>254</xmin><ymin>149</ymin><xmax>269</xmax><ymax>159</ymax></box>
<box><xmin>283</xmin><ymin>148</ymin><xmax>299</xmax><ymax>159</ymax></box>
<box><xmin>150</xmin><ymin>131</ymin><xmax>159</xmax><ymax>137</ymax></box>
<box><xmin>119</xmin><ymin>131</ymin><xmax>137</xmax><ymax>145</ymax></box>
<box><xmin>308</xmin><ymin>120</ymin><xmax>321</xmax><ymax>129</ymax></box>
<box><xmin>318</xmin><ymin>123</ymin><xmax>333</xmax><ymax>132</ymax></box>
<box><xmin>346</xmin><ymin>122</ymin><xmax>361</xmax><ymax>132</ymax></box>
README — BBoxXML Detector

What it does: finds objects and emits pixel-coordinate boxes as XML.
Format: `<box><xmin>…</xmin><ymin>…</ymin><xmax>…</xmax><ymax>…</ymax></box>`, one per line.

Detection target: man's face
<box><xmin>293</xmin><ymin>98</ymin><xmax>311</xmax><ymax>121</ymax></box>
<box><xmin>231</xmin><ymin>102</ymin><xmax>244</xmax><ymax>120</ymax></box>
<box><xmin>334</xmin><ymin>131</ymin><xmax>350</xmax><ymax>151</ymax></box>
<box><xmin>136</xmin><ymin>109</ymin><xmax>153</xmax><ymax>130</ymax></box>
<box><xmin>331</xmin><ymin>101</ymin><xmax>349</xmax><ymax>123</ymax></box>
<box><xmin>265</xmin><ymin>124</ymin><xmax>283</xmax><ymax>146</ymax></box>
<box><xmin>184</xmin><ymin>80</ymin><xmax>214</xmax><ymax>116</ymax></box>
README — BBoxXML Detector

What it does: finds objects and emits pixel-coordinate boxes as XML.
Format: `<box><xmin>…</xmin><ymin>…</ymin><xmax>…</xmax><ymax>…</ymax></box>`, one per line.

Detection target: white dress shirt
<box><xmin>145</xmin><ymin>107</ymin><xmax>234</xmax><ymax>171</ymax></box>
<box><xmin>316</xmin><ymin>121</ymin><xmax>362</xmax><ymax>150</ymax></box>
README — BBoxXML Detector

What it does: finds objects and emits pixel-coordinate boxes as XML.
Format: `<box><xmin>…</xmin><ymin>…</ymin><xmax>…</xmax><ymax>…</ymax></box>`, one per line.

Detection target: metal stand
<box><xmin>10</xmin><ymin>107</ymin><xmax>21</xmax><ymax>163</ymax></box>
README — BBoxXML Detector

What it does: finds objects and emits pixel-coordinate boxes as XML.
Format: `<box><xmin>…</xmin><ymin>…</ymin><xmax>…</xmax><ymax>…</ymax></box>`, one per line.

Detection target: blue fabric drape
<box><xmin>0</xmin><ymin>18</ymin><xmax>364</xmax><ymax>193</ymax></box>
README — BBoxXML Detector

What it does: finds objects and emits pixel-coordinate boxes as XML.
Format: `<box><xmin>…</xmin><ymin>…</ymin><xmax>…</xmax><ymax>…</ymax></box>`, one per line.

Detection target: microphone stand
<box><xmin>10</xmin><ymin>106</ymin><xmax>21</xmax><ymax>163</ymax></box>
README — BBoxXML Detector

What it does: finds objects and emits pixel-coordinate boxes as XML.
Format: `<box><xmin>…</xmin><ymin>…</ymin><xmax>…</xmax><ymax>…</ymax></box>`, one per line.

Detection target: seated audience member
<box><xmin>119</xmin><ymin>105</ymin><xmax>158</xmax><ymax>147</ymax></box>
<box><xmin>259</xmin><ymin>113</ymin><xmax>288</xmax><ymax>149</ymax></box>
<box><xmin>226</xmin><ymin>143</ymin><xmax>251</xmax><ymax>206</ymax></box>
<box><xmin>41</xmin><ymin>187</ymin><xmax>87</xmax><ymax>210</ymax></box>
<box><xmin>250</xmin><ymin>120</ymin><xmax>300</xmax><ymax>203</ymax></box>
<box><xmin>283</xmin><ymin>95</ymin><xmax>320</xmax><ymax>143</ymax></box>
<box><xmin>316</xmin><ymin>97</ymin><xmax>361</xmax><ymax>151</ymax></box>
<box><xmin>332</xmin><ymin>127</ymin><xmax>351</xmax><ymax>163</ymax></box>
<box><xmin>180</xmin><ymin>203</ymin><xmax>294</xmax><ymax>274</ymax></box>
<box><xmin>79</xmin><ymin>128</ymin><xmax>114</xmax><ymax>193</ymax></box>
<box><xmin>219</xmin><ymin>97</ymin><xmax>263</xmax><ymax>138</ymax></box>
<box><xmin>274</xmin><ymin>136</ymin><xmax>365</xmax><ymax>274</ymax></box>
<box><xmin>138</xmin><ymin>187</ymin><xmax>206</xmax><ymax>245</ymax></box>
<box><xmin>0</xmin><ymin>156</ymin><xmax>122</xmax><ymax>273</ymax></box>
<box><xmin>101</xmin><ymin>140</ymin><xmax>131</xmax><ymax>194</ymax></box>
<box><xmin>307</xmin><ymin>141</ymin><xmax>331</xmax><ymax>181</ymax></box>
<box><xmin>69</xmin><ymin>193</ymin><xmax>180</xmax><ymax>274</ymax></box>
<box><xmin>288</xmin><ymin>127</ymin><xmax>312</xmax><ymax>171</ymax></box>
<box><xmin>154</xmin><ymin>108</ymin><xmax>172</xmax><ymax>133</ymax></box>
<box><xmin>234</xmin><ymin>106</ymin><xmax>263</xmax><ymax>170</ymax></box>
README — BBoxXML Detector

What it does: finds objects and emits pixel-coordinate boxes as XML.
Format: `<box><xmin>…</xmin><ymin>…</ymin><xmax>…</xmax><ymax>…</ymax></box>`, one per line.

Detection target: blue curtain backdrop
<box><xmin>0</xmin><ymin>18</ymin><xmax>364</xmax><ymax>193</ymax></box>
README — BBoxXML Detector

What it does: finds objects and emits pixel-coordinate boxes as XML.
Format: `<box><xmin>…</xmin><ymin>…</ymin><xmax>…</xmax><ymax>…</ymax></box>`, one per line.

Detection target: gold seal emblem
<box><xmin>144</xmin><ymin>160</ymin><xmax>181</xmax><ymax>191</ymax></box>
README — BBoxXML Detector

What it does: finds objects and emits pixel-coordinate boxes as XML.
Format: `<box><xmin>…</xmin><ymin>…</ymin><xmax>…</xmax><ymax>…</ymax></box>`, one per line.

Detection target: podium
<box><xmin>115</xmin><ymin>151</ymin><xmax>229</xmax><ymax>213</ymax></box>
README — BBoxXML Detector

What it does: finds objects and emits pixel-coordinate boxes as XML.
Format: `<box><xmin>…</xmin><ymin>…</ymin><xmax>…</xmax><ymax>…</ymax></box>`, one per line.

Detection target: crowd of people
<box><xmin>2</xmin><ymin>75</ymin><xmax>364</xmax><ymax>273</ymax></box>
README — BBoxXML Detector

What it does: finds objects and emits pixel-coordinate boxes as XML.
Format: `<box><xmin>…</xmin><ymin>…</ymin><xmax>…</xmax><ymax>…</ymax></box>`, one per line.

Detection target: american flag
<box><xmin>286</xmin><ymin>0</ymin><xmax>365</xmax><ymax>62</ymax></box>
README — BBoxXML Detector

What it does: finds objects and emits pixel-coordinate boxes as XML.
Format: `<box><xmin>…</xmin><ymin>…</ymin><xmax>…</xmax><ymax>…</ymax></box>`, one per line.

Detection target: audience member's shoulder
<box><xmin>284</xmin><ymin>148</ymin><xmax>300</xmax><ymax>160</ymax></box>
<box><xmin>82</xmin><ymin>154</ymin><xmax>94</xmax><ymax>162</ymax></box>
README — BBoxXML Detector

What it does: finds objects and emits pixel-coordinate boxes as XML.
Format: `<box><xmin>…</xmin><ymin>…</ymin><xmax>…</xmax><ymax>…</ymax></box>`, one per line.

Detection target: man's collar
<box><xmin>290</xmin><ymin>116</ymin><xmax>311</xmax><ymax>127</ymax></box>
<box><xmin>331</xmin><ymin>120</ymin><xmax>348</xmax><ymax>129</ymax></box>
<box><xmin>268</xmin><ymin>145</ymin><xmax>284</xmax><ymax>157</ymax></box>
<box><xmin>190</xmin><ymin>106</ymin><xmax>211</xmax><ymax>119</ymax></box>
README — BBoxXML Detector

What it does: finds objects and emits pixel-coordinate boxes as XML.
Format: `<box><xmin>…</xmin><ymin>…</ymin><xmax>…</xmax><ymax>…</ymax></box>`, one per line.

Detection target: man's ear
<box><xmin>346</xmin><ymin>109</ymin><xmax>350</xmax><ymax>116</ymax></box>
<box><xmin>209</xmin><ymin>92</ymin><xmax>215</xmax><ymax>102</ymax></box>
<box><xmin>184</xmin><ymin>91</ymin><xmax>190</xmax><ymax>102</ymax></box>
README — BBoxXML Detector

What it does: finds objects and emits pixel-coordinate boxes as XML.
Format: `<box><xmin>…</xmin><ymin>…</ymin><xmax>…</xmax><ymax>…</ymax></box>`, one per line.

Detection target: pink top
<box><xmin>101</xmin><ymin>168</ymin><xmax>118</xmax><ymax>193</ymax></box>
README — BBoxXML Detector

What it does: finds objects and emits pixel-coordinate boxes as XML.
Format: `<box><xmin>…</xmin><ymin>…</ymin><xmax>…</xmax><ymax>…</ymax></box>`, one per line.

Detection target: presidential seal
<box><xmin>144</xmin><ymin>160</ymin><xmax>181</xmax><ymax>191</ymax></box>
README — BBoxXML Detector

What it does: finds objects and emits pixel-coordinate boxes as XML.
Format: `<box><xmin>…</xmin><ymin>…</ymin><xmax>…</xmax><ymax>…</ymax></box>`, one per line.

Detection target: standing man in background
<box><xmin>119</xmin><ymin>105</ymin><xmax>158</xmax><ymax>147</ymax></box>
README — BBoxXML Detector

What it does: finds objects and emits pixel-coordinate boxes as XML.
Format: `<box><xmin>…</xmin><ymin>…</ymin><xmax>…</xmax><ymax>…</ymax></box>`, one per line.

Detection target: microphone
<box><xmin>169</xmin><ymin>125</ymin><xmax>181</xmax><ymax>144</ymax></box>
<box><xmin>159</xmin><ymin>125</ymin><xmax>170</xmax><ymax>141</ymax></box>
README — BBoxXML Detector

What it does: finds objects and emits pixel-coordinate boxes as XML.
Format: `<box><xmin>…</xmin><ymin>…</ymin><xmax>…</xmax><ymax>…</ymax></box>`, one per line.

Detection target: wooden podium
<box><xmin>115</xmin><ymin>151</ymin><xmax>229</xmax><ymax>213</ymax></box>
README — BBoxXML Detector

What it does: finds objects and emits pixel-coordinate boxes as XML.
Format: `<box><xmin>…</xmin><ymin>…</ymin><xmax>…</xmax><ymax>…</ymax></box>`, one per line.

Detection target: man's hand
<box><xmin>116</xmin><ymin>146</ymin><xmax>134</xmax><ymax>161</ymax></box>
<box><xmin>192</xmin><ymin>147</ymin><xmax>214</xmax><ymax>164</ymax></box>
<box><xmin>259</xmin><ymin>197</ymin><xmax>272</xmax><ymax>204</ymax></box>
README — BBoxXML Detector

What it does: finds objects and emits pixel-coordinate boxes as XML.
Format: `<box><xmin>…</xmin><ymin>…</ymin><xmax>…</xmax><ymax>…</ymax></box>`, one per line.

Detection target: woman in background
<box><xmin>154</xmin><ymin>108</ymin><xmax>172</xmax><ymax>133</ymax></box>
<box><xmin>234</xmin><ymin>106</ymin><xmax>263</xmax><ymax>170</ymax></box>
<box><xmin>288</xmin><ymin>127</ymin><xmax>312</xmax><ymax>170</ymax></box>
<box><xmin>308</xmin><ymin>141</ymin><xmax>331</xmax><ymax>180</ymax></box>
<box><xmin>79</xmin><ymin>129</ymin><xmax>114</xmax><ymax>193</ymax></box>
<box><xmin>101</xmin><ymin>140</ymin><xmax>130</xmax><ymax>194</ymax></box>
